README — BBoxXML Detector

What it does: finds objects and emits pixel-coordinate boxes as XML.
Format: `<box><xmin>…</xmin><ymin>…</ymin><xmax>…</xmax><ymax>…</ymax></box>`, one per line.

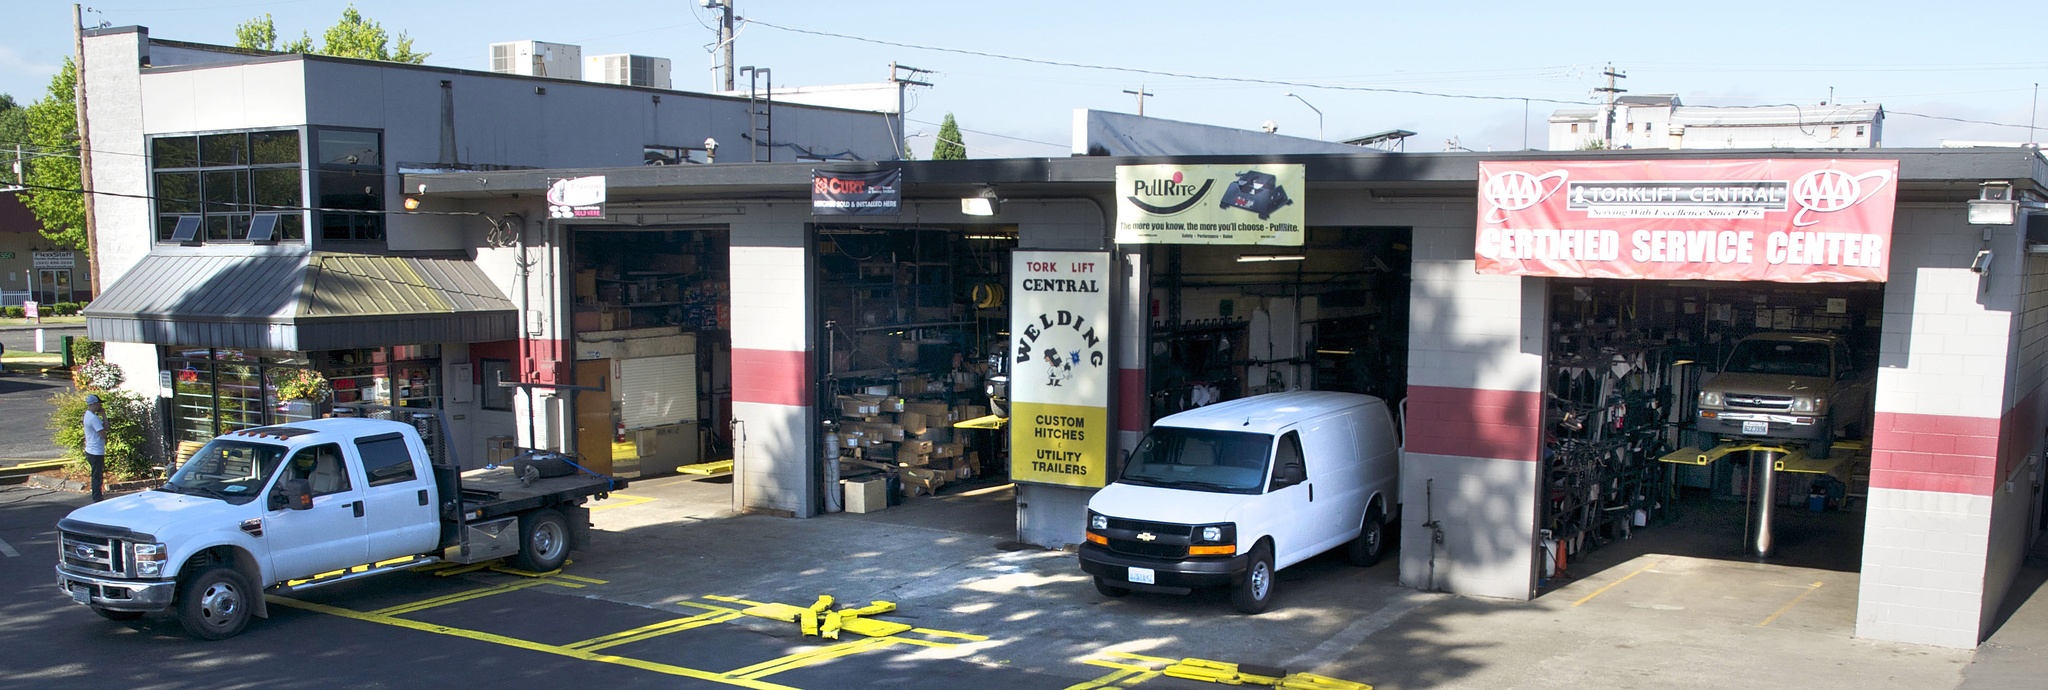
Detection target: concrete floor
<box><xmin>571</xmin><ymin>473</ymin><xmax>2033</xmax><ymax>689</ymax></box>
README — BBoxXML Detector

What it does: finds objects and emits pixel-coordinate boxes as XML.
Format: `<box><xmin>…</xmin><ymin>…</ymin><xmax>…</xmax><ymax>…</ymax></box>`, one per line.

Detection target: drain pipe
<box><xmin>730</xmin><ymin>418</ymin><xmax>747</xmax><ymax>513</ymax></box>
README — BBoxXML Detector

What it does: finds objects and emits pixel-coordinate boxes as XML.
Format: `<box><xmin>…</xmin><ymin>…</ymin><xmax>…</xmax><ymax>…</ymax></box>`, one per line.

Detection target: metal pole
<box><xmin>718</xmin><ymin>1</ymin><xmax>735</xmax><ymax>92</ymax></box>
<box><xmin>73</xmin><ymin>5</ymin><xmax>102</xmax><ymax>297</ymax></box>
<box><xmin>1755</xmin><ymin>450</ymin><xmax>1777</xmax><ymax>558</ymax></box>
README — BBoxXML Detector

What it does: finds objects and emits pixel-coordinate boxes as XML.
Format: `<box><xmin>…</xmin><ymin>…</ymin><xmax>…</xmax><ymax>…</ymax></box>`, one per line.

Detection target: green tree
<box><xmin>0</xmin><ymin>94</ymin><xmax>27</xmax><ymax>153</ymax></box>
<box><xmin>234</xmin><ymin>6</ymin><xmax>427</xmax><ymax>64</ymax></box>
<box><xmin>932</xmin><ymin>113</ymin><xmax>967</xmax><ymax>160</ymax></box>
<box><xmin>21</xmin><ymin>59</ymin><xmax>85</xmax><ymax>250</ymax></box>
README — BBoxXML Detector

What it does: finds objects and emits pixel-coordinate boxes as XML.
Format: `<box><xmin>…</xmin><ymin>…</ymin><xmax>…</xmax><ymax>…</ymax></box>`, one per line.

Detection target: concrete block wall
<box><xmin>1858</xmin><ymin>206</ymin><xmax>2016</xmax><ymax>648</ymax></box>
<box><xmin>729</xmin><ymin>215</ymin><xmax>816</xmax><ymax>517</ymax></box>
<box><xmin>1388</xmin><ymin>200</ymin><xmax>1546</xmax><ymax>600</ymax></box>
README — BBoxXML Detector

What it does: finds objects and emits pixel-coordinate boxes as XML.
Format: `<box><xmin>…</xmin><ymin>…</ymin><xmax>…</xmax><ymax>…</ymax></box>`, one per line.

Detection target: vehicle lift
<box><xmin>1657</xmin><ymin>439</ymin><xmax>1866</xmax><ymax>558</ymax></box>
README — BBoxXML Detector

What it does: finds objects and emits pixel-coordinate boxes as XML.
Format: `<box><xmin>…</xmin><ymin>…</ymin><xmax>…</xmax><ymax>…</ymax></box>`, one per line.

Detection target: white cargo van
<box><xmin>1080</xmin><ymin>391</ymin><xmax>1399</xmax><ymax>614</ymax></box>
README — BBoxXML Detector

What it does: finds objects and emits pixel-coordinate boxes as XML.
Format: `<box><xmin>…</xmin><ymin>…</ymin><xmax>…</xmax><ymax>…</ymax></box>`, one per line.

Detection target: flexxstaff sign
<box><xmin>1475</xmin><ymin>159</ymin><xmax>1897</xmax><ymax>283</ymax></box>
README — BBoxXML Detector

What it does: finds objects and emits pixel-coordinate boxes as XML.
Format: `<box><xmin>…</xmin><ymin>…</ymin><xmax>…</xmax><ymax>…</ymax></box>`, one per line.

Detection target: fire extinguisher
<box><xmin>614</xmin><ymin>421</ymin><xmax>626</xmax><ymax>444</ymax></box>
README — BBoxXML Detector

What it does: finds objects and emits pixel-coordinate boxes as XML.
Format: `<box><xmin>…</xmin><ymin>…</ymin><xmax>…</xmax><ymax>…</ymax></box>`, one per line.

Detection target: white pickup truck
<box><xmin>54</xmin><ymin>417</ymin><xmax>623</xmax><ymax>639</ymax></box>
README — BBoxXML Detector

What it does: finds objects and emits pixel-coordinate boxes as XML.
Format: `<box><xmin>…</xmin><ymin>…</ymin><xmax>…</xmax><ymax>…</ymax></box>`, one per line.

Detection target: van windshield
<box><xmin>1118</xmin><ymin>428</ymin><xmax>1271</xmax><ymax>495</ymax></box>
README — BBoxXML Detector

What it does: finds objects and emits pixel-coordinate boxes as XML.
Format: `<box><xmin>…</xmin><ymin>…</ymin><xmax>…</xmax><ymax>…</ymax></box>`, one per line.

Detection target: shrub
<box><xmin>74</xmin><ymin>356</ymin><xmax>124</xmax><ymax>390</ymax></box>
<box><xmin>49</xmin><ymin>389</ymin><xmax>158</xmax><ymax>480</ymax></box>
<box><xmin>69</xmin><ymin>336</ymin><xmax>101</xmax><ymax>365</ymax></box>
<box><xmin>1</xmin><ymin>306</ymin><xmax>20</xmax><ymax>319</ymax></box>
<box><xmin>50</xmin><ymin>302</ymin><xmax>80</xmax><ymax>316</ymax></box>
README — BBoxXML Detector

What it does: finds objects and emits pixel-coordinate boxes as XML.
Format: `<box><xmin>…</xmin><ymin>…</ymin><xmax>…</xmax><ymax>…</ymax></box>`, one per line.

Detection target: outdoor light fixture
<box><xmin>961</xmin><ymin>186</ymin><xmax>1001</xmax><ymax>216</ymax></box>
<box><xmin>703</xmin><ymin>137</ymin><xmax>719</xmax><ymax>164</ymax></box>
<box><xmin>1236</xmin><ymin>254</ymin><xmax>1306</xmax><ymax>263</ymax></box>
<box><xmin>1969</xmin><ymin>180</ymin><xmax>2018</xmax><ymax>225</ymax></box>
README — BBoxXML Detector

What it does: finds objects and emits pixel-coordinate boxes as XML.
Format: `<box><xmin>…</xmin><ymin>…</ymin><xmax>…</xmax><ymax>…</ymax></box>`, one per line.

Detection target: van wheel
<box><xmin>1348</xmin><ymin>507</ymin><xmax>1386</xmax><ymax>567</ymax></box>
<box><xmin>1230</xmin><ymin>543</ymin><xmax>1275</xmax><ymax>615</ymax></box>
<box><xmin>177</xmin><ymin>566</ymin><xmax>253</xmax><ymax>640</ymax></box>
<box><xmin>1093</xmin><ymin>576</ymin><xmax>1130</xmax><ymax>598</ymax></box>
<box><xmin>513</xmin><ymin>508</ymin><xmax>570</xmax><ymax>572</ymax></box>
<box><xmin>92</xmin><ymin>607</ymin><xmax>144</xmax><ymax>621</ymax></box>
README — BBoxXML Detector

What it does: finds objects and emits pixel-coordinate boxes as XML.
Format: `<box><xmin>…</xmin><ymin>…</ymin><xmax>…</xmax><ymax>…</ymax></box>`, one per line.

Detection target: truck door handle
<box><xmin>344</xmin><ymin>501</ymin><xmax>363</xmax><ymax>518</ymax></box>
<box><xmin>417</xmin><ymin>489</ymin><xmax>429</xmax><ymax>506</ymax></box>
<box><xmin>1307</xmin><ymin>483</ymin><xmax>1314</xmax><ymax>501</ymax></box>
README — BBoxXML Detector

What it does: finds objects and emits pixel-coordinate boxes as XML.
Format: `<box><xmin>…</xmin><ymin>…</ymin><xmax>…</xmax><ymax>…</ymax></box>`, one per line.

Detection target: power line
<box><xmin>743</xmin><ymin>18</ymin><xmax>1592</xmax><ymax>107</ymax></box>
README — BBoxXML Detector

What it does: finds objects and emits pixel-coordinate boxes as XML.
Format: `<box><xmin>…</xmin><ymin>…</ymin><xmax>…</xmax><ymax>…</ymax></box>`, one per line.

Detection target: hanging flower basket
<box><xmin>274</xmin><ymin>369</ymin><xmax>333</xmax><ymax>402</ymax></box>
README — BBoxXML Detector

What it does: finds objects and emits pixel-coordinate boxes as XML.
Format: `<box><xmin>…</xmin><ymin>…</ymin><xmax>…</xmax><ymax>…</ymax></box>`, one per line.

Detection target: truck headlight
<box><xmin>1698</xmin><ymin>391</ymin><xmax>1722</xmax><ymax>408</ymax></box>
<box><xmin>1089</xmin><ymin>512</ymin><xmax>1109</xmax><ymax>531</ymax></box>
<box><xmin>1790</xmin><ymin>397</ymin><xmax>1825</xmax><ymax>414</ymax></box>
<box><xmin>132</xmin><ymin>542</ymin><xmax>168</xmax><ymax>577</ymax></box>
<box><xmin>1190</xmin><ymin>523</ymin><xmax>1237</xmax><ymax>556</ymax></box>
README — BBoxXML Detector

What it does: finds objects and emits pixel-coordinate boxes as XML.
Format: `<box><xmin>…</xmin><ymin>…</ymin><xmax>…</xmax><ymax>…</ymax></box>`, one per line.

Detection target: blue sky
<box><xmin>5</xmin><ymin>1</ymin><xmax>2046</xmax><ymax>157</ymax></box>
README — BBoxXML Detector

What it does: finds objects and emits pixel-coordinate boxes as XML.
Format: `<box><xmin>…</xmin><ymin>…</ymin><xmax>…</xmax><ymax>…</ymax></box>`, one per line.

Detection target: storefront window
<box><xmin>164</xmin><ymin>346</ymin><xmax>443</xmax><ymax>439</ymax></box>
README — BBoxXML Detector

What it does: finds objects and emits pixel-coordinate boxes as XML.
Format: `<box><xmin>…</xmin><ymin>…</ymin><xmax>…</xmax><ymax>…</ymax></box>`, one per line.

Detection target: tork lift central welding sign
<box><xmin>1475</xmin><ymin>159</ymin><xmax>1897</xmax><ymax>283</ymax></box>
<box><xmin>1115</xmin><ymin>164</ymin><xmax>1305</xmax><ymax>246</ymax></box>
<box><xmin>1009</xmin><ymin>251</ymin><xmax>1112</xmax><ymax>489</ymax></box>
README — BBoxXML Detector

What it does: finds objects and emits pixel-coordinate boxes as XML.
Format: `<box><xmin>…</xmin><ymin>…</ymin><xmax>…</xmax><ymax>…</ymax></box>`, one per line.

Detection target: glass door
<box><xmin>34</xmin><ymin>269</ymin><xmax>71</xmax><ymax>305</ymax></box>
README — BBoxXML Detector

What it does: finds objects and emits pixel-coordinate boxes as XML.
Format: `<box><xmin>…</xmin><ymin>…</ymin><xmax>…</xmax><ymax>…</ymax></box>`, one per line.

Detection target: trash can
<box><xmin>61</xmin><ymin>335</ymin><xmax>74</xmax><ymax>368</ymax></box>
<box><xmin>1807</xmin><ymin>485</ymin><xmax>1828</xmax><ymax>513</ymax></box>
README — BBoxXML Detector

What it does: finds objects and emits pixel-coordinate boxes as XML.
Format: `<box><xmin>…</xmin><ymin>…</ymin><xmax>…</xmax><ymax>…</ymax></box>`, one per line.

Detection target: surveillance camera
<box><xmin>1971</xmin><ymin>249</ymin><xmax>1994</xmax><ymax>274</ymax></box>
<box><xmin>703</xmin><ymin>137</ymin><xmax>718</xmax><ymax>151</ymax></box>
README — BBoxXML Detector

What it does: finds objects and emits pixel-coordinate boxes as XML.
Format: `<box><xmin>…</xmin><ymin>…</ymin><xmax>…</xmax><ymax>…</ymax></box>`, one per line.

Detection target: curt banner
<box><xmin>1115</xmin><ymin>164</ymin><xmax>1304</xmax><ymax>246</ymax></box>
<box><xmin>1475</xmin><ymin>159</ymin><xmax>1897</xmax><ymax>283</ymax></box>
<box><xmin>812</xmin><ymin>168</ymin><xmax>902</xmax><ymax>216</ymax></box>
<box><xmin>1009</xmin><ymin>251</ymin><xmax>1112</xmax><ymax>489</ymax></box>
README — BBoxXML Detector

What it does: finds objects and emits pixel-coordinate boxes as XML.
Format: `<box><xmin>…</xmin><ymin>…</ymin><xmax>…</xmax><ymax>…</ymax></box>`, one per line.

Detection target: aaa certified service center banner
<box><xmin>1115</xmin><ymin>164</ymin><xmax>1304</xmax><ymax>246</ymax></box>
<box><xmin>1476</xmin><ymin>159</ymin><xmax>1898</xmax><ymax>283</ymax></box>
<box><xmin>1009</xmin><ymin>251</ymin><xmax>1112</xmax><ymax>489</ymax></box>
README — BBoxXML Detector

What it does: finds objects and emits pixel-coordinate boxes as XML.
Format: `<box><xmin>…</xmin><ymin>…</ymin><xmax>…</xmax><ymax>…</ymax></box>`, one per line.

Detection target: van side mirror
<box><xmin>273</xmin><ymin>478</ymin><xmax>314</xmax><ymax>510</ymax></box>
<box><xmin>1272</xmin><ymin>462</ymin><xmax>1306</xmax><ymax>489</ymax></box>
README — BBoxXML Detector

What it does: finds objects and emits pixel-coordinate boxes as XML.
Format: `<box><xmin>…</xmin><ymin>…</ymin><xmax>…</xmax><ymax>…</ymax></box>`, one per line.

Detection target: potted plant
<box><xmin>272</xmin><ymin>369</ymin><xmax>332</xmax><ymax>420</ymax></box>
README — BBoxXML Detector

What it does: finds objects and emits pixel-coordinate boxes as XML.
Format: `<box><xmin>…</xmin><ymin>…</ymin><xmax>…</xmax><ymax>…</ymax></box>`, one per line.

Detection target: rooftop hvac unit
<box><xmin>488</xmin><ymin>40</ymin><xmax>582</xmax><ymax>79</ymax></box>
<box><xmin>585</xmin><ymin>54</ymin><xmax>672</xmax><ymax>89</ymax></box>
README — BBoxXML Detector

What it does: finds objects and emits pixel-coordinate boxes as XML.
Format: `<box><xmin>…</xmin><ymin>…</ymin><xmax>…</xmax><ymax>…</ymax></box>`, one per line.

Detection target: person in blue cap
<box><xmin>82</xmin><ymin>394</ymin><xmax>106</xmax><ymax>502</ymax></box>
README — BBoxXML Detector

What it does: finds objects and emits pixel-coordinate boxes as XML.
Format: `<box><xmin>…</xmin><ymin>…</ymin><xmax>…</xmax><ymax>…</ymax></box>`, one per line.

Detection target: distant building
<box><xmin>0</xmin><ymin>191</ymin><xmax>91</xmax><ymax>307</ymax></box>
<box><xmin>1549</xmin><ymin>95</ymin><xmax>1883</xmax><ymax>150</ymax></box>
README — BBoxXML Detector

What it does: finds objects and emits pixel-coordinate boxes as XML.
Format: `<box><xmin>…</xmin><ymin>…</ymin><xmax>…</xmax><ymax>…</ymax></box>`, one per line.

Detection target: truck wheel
<box><xmin>1230</xmin><ymin>542</ymin><xmax>1275</xmax><ymax>615</ymax></box>
<box><xmin>1348</xmin><ymin>507</ymin><xmax>1386</xmax><ymax>567</ymax></box>
<box><xmin>92</xmin><ymin>607</ymin><xmax>144</xmax><ymax>621</ymax></box>
<box><xmin>513</xmin><ymin>508</ymin><xmax>570</xmax><ymax>572</ymax></box>
<box><xmin>1093</xmin><ymin>576</ymin><xmax>1130</xmax><ymax>598</ymax></box>
<box><xmin>177</xmin><ymin>566</ymin><xmax>253</xmax><ymax>640</ymax></box>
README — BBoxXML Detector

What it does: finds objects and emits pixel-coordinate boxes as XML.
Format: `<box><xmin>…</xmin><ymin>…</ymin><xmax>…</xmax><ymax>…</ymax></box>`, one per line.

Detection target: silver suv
<box><xmin>1695</xmin><ymin>333</ymin><xmax>1872</xmax><ymax>459</ymax></box>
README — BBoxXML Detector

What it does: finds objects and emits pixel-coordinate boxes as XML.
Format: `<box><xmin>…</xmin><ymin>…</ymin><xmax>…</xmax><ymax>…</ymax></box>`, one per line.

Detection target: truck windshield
<box><xmin>1117</xmin><ymin>428</ymin><xmax>1272</xmax><ymax>495</ymax></box>
<box><xmin>162</xmin><ymin>440</ymin><xmax>289</xmax><ymax>502</ymax></box>
<box><xmin>1723</xmin><ymin>340</ymin><xmax>1831</xmax><ymax>378</ymax></box>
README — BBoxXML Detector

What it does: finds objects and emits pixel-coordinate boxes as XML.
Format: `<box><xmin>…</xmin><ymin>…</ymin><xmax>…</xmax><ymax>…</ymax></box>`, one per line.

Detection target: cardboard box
<box><xmin>898</xmin><ymin>412</ymin><xmax>929</xmax><ymax>436</ymax></box>
<box><xmin>900</xmin><ymin>468</ymin><xmax>945</xmax><ymax>497</ymax></box>
<box><xmin>907</xmin><ymin>402</ymin><xmax>950</xmax><ymax>417</ymax></box>
<box><xmin>573</xmin><ymin>311</ymin><xmax>603</xmax><ymax>332</ymax></box>
<box><xmin>843</xmin><ymin>478</ymin><xmax>888</xmax><ymax>514</ymax></box>
<box><xmin>838</xmin><ymin>395</ymin><xmax>883</xmax><ymax>417</ymax></box>
<box><xmin>575</xmin><ymin>270</ymin><xmax>599</xmax><ymax>299</ymax></box>
<box><xmin>903</xmin><ymin>438</ymin><xmax>935</xmax><ymax>455</ymax></box>
<box><xmin>879</xmin><ymin>397</ymin><xmax>905</xmax><ymax>413</ymax></box>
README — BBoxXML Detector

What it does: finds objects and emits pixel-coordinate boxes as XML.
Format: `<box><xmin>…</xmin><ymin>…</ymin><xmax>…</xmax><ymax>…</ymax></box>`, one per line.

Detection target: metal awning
<box><xmin>85</xmin><ymin>251</ymin><xmax>517</xmax><ymax>351</ymax></box>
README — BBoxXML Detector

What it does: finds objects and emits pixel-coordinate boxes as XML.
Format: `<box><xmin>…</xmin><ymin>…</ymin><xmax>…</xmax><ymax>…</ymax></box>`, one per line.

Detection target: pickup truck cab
<box><xmin>1695</xmin><ymin>332</ymin><xmax>1872</xmax><ymax>459</ymax></box>
<box><xmin>55</xmin><ymin>418</ymin><xmax>621</xmax><ymax>639</ymax></box>
<box><xmin>1080</xmin><ymin>391</ymin><xmax>1400</xmax><ymax>614</ymax></box>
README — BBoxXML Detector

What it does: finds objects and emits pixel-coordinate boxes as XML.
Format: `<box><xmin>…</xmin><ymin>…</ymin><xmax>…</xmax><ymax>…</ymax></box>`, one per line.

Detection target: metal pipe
<box><xmin>1755</xmin><ymin>450</ymin><xmax>1777</xmax><ymax>558</ymax></box>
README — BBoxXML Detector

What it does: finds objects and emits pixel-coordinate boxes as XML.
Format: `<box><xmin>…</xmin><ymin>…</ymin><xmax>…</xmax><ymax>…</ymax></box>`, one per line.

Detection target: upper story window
<box><xmin>315</xmin><ymin>128</ymin><xmax>385</xmax><ymax>243</ymax></box>
<box><xmin>152</xmin><ymin>129</ymin><xmax>305</xmax><ymax>243</ymax></box>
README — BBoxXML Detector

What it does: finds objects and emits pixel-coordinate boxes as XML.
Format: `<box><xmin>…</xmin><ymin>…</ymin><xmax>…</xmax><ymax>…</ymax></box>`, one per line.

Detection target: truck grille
<box><xmin>60</xmin><ymin>531</ymin><xmax>126</xmax><ymax>578</ymax></box>
<box><xmin>1725</xmin><ymin>394</ymin><xmax>1794</xmax><ymax>411</ymax></box>
<box><xmin>1102</xmin><ymin>517</ymin><xmax>1192</xmax><ymax>558</ymax></box>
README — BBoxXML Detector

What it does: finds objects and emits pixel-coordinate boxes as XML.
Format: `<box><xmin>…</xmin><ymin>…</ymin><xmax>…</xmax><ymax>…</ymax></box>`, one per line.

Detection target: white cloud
<box><xmin>0</xmin><ymin>45</ymin><xmax>63</xmax><ymax>99</ymax></box>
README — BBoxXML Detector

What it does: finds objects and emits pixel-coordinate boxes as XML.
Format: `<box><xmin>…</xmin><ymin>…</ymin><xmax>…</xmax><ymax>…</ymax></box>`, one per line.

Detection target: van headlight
<box><xmin>1189</xmin><ymin>523</ymin><xmax>1237</xmax><ymax>556</ymax></box>
<box><xmin>1698</xmin><ymin>391</ymin><xmax>1723</xmax><ymax>408</ymax></box>
<box><xmin>132</xmin><ymin>542</ymin><xmax>168</xmax><ymax>577</ymax></box>
<box><xmin>1790</xmin><ymin>397</ymin><xmax>1825</xmax><ymax>414</ymax></box>
<box><xmin>1089</xmin><ymin>511</ymin><xmax>1109</xmax><ymax>531</ymax></box>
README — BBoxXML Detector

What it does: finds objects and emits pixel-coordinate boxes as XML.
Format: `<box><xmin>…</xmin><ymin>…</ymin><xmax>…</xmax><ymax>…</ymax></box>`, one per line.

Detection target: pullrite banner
<box><xmin>1009</xmin><ymin>251</ymin><xmax>1112</xmax><ymax>489</ymax></box>
<box><xmin>812</xmin><ymin>168</ymin><xmax>902</xmax><ymax>216</ymax></box>
<box><xmin>1475</xmin><ymin>159</ymin><xmax>1897</xmax><ymax>283</ymax></box>
<box><xmin>1115</xmin><ymin>164</ymin><xmax>1304</xmax><ymax>246</ymax></box>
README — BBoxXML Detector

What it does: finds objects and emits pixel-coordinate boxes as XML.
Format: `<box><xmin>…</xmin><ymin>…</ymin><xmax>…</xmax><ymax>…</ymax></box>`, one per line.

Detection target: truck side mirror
<box><xmin>274</xmin><ymin>478</ymin><xmax>314</xmax><ymax>511</ymax></box>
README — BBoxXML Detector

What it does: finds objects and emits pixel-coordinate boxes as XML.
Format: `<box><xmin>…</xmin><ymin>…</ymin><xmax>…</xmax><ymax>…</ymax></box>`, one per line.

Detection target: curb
<box><xmin>25</xmin><ymin>474</ymin><xmax>161</xmax><ymax>494</ymax></box>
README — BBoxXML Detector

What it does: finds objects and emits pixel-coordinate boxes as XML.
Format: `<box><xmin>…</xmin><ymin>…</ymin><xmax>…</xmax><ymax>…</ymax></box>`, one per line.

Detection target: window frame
<box><xmin>355</xmin><ymin>433</ymin><xmax>421</xmax><ymax>487</ymax></box>
<box><xmin>312</xmin><ymin>126</ymin><xmax>388</xmax><ymax>246</ymax></box>
<box><xmin>479</xmin><ymin>359</ymin><xmax>514</xmax><ymax>412</ymax></box>
<box><xmin>149</xmin><ymin>128</ymin><xmax>307</xmax><ymax>245</ymax></box>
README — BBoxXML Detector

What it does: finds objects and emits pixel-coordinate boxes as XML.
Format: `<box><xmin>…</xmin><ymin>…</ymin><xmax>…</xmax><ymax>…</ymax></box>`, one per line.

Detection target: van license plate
<box><xmin>1742</xmin><ymin>421</ymin><xmax>1768</xmax><ymax>435</ymax></box>
<box><xmin>70</xmin><ymin>585</ymin><xmax>89</xmax><ymax>604</ymax></box>
<box><xmin>1128</xmin><ymin>567</ymin><xmax>1156</xmax><ymax>585</ymax></box>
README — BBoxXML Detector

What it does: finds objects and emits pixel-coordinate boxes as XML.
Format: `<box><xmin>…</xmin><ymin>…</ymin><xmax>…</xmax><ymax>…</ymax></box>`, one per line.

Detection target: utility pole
<box><xmin>1594</xmin><ymin>63</ymin><xmax>1627</xmax><ymax>150</ymax></box>
<box><xmin>889</xmin><ymin>62</ymin><xmax>931</xmax><ymax>159</ymax></box>
<box><xmin>73</xmin><ymin>4</ymin><xmax>101</xmax><ymax>297</ymax></box>
<box><xmin>1122</xmin><ymin>84</ymin><xmax>1154</xmax><ymax>116</ymax></box>
<box><xmin>705</xmin><ymin>0</ymin><xmax>736</xmax><ymax>91</ymax></box>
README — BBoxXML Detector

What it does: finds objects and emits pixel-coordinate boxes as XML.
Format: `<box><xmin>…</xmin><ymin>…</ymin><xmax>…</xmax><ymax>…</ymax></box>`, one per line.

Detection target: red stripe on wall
<box><xmin>1405</xmin><ymin>385</ymin><xmax>1542</xmax><ymax>462</ymax></box>
<box><xmin>732</xmin><ymin>348</ymin><xmax>811</xmax><ymax>407</ymax></box>
<box><xmin>1869</xmin><ymin>411</ymin><xmax>2000</xmax><ymax>496</ymax></box>
<box><xmin>1119</xmin><ymin>368</ymin><xmax>1146</xmax><ymax>432</ymax></box>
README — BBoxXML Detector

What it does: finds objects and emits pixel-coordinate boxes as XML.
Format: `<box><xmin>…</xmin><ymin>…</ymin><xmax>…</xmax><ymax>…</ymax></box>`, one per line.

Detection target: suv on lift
<box><xmin>1695</xmin><ymin>332</ymin><xmax>1872</xmax><ymax>458</ymax></box>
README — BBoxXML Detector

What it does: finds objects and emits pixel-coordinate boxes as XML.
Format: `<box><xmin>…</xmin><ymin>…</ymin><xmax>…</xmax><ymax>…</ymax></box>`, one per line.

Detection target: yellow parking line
<box><xmin>909</xmin><ymin>627</ymin><xmax>990</xmax><ymax>642</ymax></box>
<box><xmin>1758</xmin><ymin>581</ymin><xmax>1825</xmax><ymax>627</ymax></box>
<box><xmin>1106</xmin><ymin>651</ymin><xmax>1178</xmax><ymax>665</ymax></box>
<box><xmin>370</xmin><ymin>579</ymin><xmax>581</xmax><ymax>617</ymax></box>
<box><xmin>269</xmin><ymin>596</ymin><xmax>798</xmax><ymax>689</ymax></box>
<box><xmin>567</xmin><ymin>610</ymin><xmax>742</xmax><ymax>652</ymax></box>
<box><xmin>1571</xmin><ymin>557</ymin><xmax>1662</xmax><ymax>607</ymax></box>
<box><xmin>679</xmin><ymin>600</ymin><xmax>747</xmax><ymax>614</ymax></box>
<box><xmin>703</xmin><ymin>594</ymin><xmax>772</xmax><ymax>607</ymax></box>
<box><xmin>591</xmin><ymin>494</ymin><xmax>657</xmax><ymax>512</ymax></box>
<box><xmin>726</xmin><ymin>637</ymin><xmax>905</xmax><ymax>680</ymax></box>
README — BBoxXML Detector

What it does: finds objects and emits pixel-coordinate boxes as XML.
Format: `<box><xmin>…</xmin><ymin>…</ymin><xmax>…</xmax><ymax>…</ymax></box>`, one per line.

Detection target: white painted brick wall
<box><xmin>1397</xmin><ymin>452</ymin><xmax>1538</xmax><ymax>599</ymax></box>
<box><xmin>728</xmin><ymin>222</ymin><xmax>808</xmax><ymax>353</ymax></box>
<box><xmin>732</xmin><ymin>401</ymin><xmax>813</xmax><ymax>516</ymax></box>
<box><xmin>1857</xmin><ymin>488</ymin><xmax>1992</xmax><ymax>648</ymax></box>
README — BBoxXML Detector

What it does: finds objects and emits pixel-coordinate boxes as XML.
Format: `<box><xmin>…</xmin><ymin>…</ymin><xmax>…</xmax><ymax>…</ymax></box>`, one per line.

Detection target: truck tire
<box><xmin>1093</xmin><ymin>576</ymin><xmax>1130</xmax><ymax>598</ymax></box>
<box><xmin>1347</xmin><ymin>507</ymin><xmax>1386</xmax><ymax>567</ymax></box>
<box><xmin>92</xmin><ymin>607</ymin><xmax>144</xmax><ymax>621</ymax></box>
<box><xmin>513</xmin><ymin>508</ymin><xmax>570</xmax><ymax>572</ymax></box>
<box><xmin>1230</xmin><ymin>542</ymin><xmax>1275</xmax><ymax>615</ymax></box>
<box><xmin>177</xmin><ymin>566</ymin><xmax>253</xmax><ymax>640</ymax></box>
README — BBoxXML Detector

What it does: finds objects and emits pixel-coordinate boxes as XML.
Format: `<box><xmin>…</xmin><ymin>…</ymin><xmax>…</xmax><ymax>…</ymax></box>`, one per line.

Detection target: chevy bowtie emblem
<box><xmin>1135</xmin><ymin>532</ymin><xmax>1156</xmax><ymax>542</ymax></box>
